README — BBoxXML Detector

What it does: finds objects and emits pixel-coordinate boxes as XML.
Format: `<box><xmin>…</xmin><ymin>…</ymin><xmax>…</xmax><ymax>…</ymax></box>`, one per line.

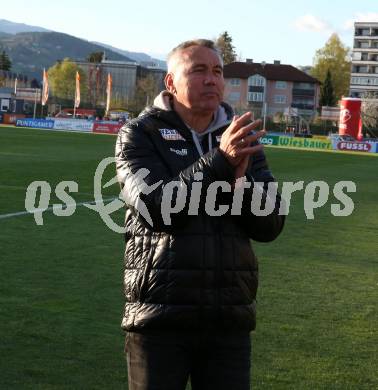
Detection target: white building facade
<box><xmin>350</xmin><ymin>21</ymin><xmax>378</xmax><ymax>100</ymax></box>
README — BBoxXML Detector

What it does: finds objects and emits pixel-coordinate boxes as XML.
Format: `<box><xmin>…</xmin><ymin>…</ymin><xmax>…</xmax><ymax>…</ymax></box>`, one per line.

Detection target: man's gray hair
<box><xmin>167</xmin><ymin>39</ymin><xmax>223</xmax><ymax>70</ymax></box>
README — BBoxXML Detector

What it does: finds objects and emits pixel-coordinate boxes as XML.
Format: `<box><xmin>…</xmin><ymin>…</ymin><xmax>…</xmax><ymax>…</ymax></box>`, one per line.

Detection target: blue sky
<box><xmin>2</xmin><ymin>0</ymin><xmax>378</xmax><ymax>66</ymax></box>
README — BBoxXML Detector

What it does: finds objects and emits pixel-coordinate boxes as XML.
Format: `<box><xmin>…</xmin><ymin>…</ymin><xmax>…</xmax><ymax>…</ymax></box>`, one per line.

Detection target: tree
<box><xmin>86</xmin><ymin>64</ymin><xmax>106</xmax><ymax>107</ymax></box>
<box><xmin>48</xmin><ymin>58</ymin><xmax>87</xmax><ymax>102</ymax></box>
<box><xmin>320</xmin><ymin>69</ymin><xmax>337</xmax><ymax>107</ymax></box>
<box><xmin>129</xmin><ymin>74</ymin><xmax>161</xmax><ymax>114</ymax></box>
<box><xmin>0</xmin><ymin>50</ymin><xmax>12</xmax><ymax>71</ymax></box>
<box><xmin>86</xmin><ymin>51</ymin><xmax>104</xmax><ymax>63</ymax></box>
<box><xmin>361</xmin><ymin>92</ymin><xmax>378</xmax><ymax>133</ymax></box>
<box><xmin>215</xmin><ymin>31</ymin><xmax>236</xmax><ymax>65</ymax></box>
<box><xmin>310</xmin><ymin>34</ymin><xmax>351</xmax><ymax>102</ymax></box>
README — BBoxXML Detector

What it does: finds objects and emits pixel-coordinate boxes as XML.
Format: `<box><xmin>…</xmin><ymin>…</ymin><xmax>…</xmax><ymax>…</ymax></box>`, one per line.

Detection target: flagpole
<box><xmin>73</xmin><ymin>71</ymin><xmax>77</xmax><ymax>118</ymax></box>
<box><xmin>73</xmin><ymin>92</ymin><xmax>76</xmax><ymax>119</ymax></box>
<box><xmin>105</xmin><ymin>73</ymin><xmax>112</xmax><ymax>117</ymax></box>
<box><xmin>33</xmin><ymin>88</ymin><xmax>37</xmax><ymax>119</ymax></box>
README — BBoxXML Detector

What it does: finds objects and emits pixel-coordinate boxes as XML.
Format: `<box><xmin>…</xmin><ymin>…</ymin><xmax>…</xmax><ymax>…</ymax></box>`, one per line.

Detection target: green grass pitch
<box><xmin>1</xmin><ymin>126</ymin><xmax>377</xmax><ymax>389</ymax></box>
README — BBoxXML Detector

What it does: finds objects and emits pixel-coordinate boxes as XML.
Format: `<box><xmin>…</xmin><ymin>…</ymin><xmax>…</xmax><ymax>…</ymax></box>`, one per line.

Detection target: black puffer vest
<box><xmin>115</xmin><ymin>104</ymin><xmax>284</xmax><ymax>331</ymax></box>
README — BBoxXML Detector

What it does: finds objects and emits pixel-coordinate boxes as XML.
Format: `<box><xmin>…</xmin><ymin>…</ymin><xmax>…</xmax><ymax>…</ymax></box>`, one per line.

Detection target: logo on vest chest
<box><xmin>169</xmin><ymin>147</ymin><xmax>188</xmax><ymax>156</ymax></box>
<box><xmin>159</xmin><ymin>128</ymin><xmax>186</xmax><ymax>141</ymax></box>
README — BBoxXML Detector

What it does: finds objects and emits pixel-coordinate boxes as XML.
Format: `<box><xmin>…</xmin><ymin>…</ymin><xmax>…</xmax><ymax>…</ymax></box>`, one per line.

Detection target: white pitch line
<box><xmin>0</xmin><ymin>185</ymin><xmax>99</xmax><ymax>197</ymax></box>
<box><xmin>0</xmin><ymin>184</ymin><xmax>26</xmax><ymax>190</ymax></box>
<box><xmin>0</xmin><ymin>197</ymin><xmax>119</xmax><ymax>220</ymax></box>
<box><xmin>0</xmin><ymin>152</ymin><xmax>35</xmax><ymax>156</ymax></box>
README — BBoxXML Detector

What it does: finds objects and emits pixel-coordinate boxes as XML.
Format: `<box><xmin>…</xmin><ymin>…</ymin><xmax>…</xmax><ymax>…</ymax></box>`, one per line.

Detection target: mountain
<box><xmin>0</xmin><ymin>32</ymin><xmax>11</xmax><ymax>38</ymax></box>
<box><xmin>0</xmin><ymin>31</ymin><xmax>135</xmax><ymax>81</ymax></box>
<box><xmin>0</xmin><ymin>19</ymin><xmax>166</xmax><ymax>81</ymax></box>
<box><xmin>92</xmin><ymin>41</ymin><xmax>166</xmax><ymax>69</ymax></box>
<box><xmin>0</xmin><ymin>19</ymin><xmax>50</xmax><ymax>34</ymax></box>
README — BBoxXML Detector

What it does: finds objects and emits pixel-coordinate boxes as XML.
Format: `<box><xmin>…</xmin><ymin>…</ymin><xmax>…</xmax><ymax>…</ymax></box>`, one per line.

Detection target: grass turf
<box><xmin>0</xmin><ymin>126</ymin><xmax>377</xmax><ymax>389</ymax></box>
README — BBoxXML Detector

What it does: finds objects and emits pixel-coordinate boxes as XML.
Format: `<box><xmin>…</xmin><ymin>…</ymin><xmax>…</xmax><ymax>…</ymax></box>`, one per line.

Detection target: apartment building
<box><xmin>223</xmin><ymin>60</ymin><xmax>320</xmax><ymax>119</ymax></box>
<box><xmin>350</xmin><ymin>21</ymin><xmax>378</xmax><ymax>99</ymax></box>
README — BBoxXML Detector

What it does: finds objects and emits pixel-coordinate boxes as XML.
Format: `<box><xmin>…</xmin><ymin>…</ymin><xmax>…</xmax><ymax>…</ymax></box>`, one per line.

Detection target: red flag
<box><xmin>41</xmin><ymin>68</ymin><xmax>49</xmax><ymax>106</ymax></box>
<box><xmin>74</xmin><ymin>71</ymin><xmax>80</xmax><ymax>108</ymax></box>
<box><xmin>106</xmin><ymin>73</ymin><xmax>112</xmax><ymax>113</ymax></box>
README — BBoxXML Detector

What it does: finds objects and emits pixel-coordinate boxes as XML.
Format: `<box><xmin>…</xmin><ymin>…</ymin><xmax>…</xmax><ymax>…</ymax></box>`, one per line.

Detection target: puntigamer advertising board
<box><xmin>16</xmin><ymin>118</ymin><xmax>55</xmax><ymax>129</ymax></box>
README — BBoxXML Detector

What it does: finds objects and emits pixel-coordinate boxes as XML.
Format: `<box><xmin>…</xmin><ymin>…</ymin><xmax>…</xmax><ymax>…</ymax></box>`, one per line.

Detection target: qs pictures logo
<box><xmin>23</xmin><ymin>157</ymin><xmax>357</xmax><ymax>233</ymax></box>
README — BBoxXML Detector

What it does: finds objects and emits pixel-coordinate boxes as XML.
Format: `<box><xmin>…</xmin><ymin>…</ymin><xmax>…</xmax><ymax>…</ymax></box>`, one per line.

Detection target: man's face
<box><xmin>167</xmin><ymin>46</ymin><xmax>225</xmax><ymax>115</ymax></box>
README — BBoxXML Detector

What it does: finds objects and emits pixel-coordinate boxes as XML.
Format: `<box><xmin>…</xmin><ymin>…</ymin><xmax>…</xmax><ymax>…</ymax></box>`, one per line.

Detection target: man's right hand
<box><xmin>219</xmin><ymin>112</ymin><xmax>266</xmax><ymax>170</ymax></box>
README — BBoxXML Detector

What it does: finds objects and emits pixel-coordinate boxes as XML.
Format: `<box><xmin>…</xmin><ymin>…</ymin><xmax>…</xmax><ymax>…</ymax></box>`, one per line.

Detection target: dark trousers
<box><xmin>125</xmin><ymin>329</ymin><xmax>251</xmax><ymax>390</ymax></box>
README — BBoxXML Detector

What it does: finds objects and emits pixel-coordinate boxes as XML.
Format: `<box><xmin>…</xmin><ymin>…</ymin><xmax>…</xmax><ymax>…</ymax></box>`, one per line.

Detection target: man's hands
<box><xmin>219</xmin><ymin>112</ymin><xmax>266</xmax><ymax>179</ymax></box>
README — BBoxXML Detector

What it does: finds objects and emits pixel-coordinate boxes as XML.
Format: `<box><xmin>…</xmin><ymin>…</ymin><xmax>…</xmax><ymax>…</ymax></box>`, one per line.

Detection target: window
<box><xmin>351</xmin><ymin>77</ymin><xmax>378</xmax><ymax>85</ymax></box>
<box><xmin>275</xmin><ymin>81</ymin><xmax>287</xmax><ymax>89</ymax></box>
<box><xmin>248</xmin><ymin>74</ymin><xmax>265</xmax><ymax>87</ymax></box>
<box><xmin>230</xmin><ymin>78</ymin><xmax>241</xmax><ymax>86</ymax></box>
<box><xmin>352</xmin><ymin>52</ymin><xmax>361</xmax><ymax>61</ymax></box>
<box><xmin>248</xmin><ymin>92</ymin><xmax>264</xmax><ymax>102</ymax></box>
<box><xmin>1</xmin><ymin>98</ymin><xmax>10</xmax><ymax>111</ymax></box>
<box><xmin>228</xmin><ymin>92</ymin><xmax>241</xmax><ymax>102</ymax></box>
<box><xmin>359</xmin><ymin>41</ymin><xmax>369</xmax><ymax>48</ymax></box>
<box><xmin>294</xmin><ymin>82</ymin><xmax>313</xmax><ymax>90</ymax></box>
<box><xmin>351</xmin><ymin>77</ymin><xmax>364</xmax><ymax>85</ymax></box>
<box><xmin>274</xmin><ymin>95</ymin><xmax>286</xmax><ymax>104</ymax></box>
<box><xmin>292</xmin><ymin>97</ymin><xmax>313</xmax><ymax>105</ymax></box>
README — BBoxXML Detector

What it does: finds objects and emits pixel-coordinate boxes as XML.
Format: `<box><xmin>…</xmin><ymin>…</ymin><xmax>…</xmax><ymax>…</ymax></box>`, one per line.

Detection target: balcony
<box><xmin>354</xmin><ymin>29</ymin><xmax>378</xmax><ymax>38</ymax></box>
<box><xmin>352</xmin><ymin>68</ymin><xmax>378</xmax><ymax>75</ymax></box>
<box><xmin>352</xmin><ymin>60</ymin><xmax>378</xmax><ymax>66</ymax></box>
<box><xmin>292</xmin><ymin>88</ymin><xmax>315</xmax><ymax>97</ymax></box>
<box><xmin>353</xmin><ymin>43</ymin><xmax>378</xmax><ymax>50</ymax></box>
<box><xmin>248</xmin><ymin>86</ymin><xmax>264</xmax><ymax>93</ymax></box>
<box><xmin>247</xmin><ymin>96</ymin><xmax>263</xmax><ymax>105</ymax></box>
<box><xmin>291</xmin><ymin>103</ymin><xmax>314</xmax><ymax>110</ymax></box>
